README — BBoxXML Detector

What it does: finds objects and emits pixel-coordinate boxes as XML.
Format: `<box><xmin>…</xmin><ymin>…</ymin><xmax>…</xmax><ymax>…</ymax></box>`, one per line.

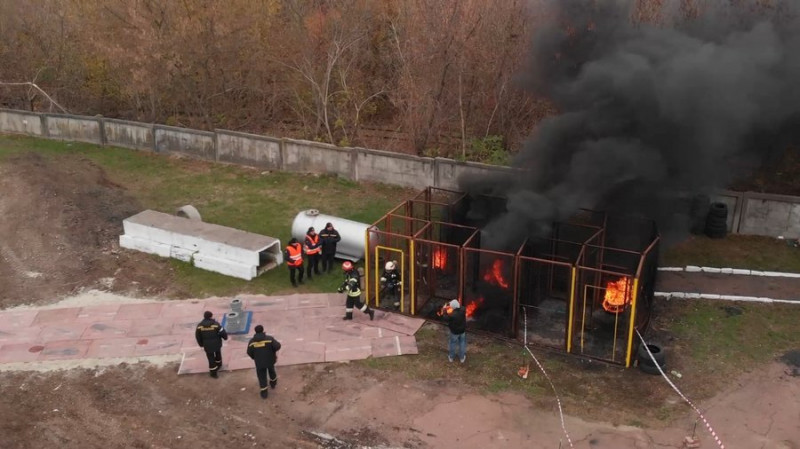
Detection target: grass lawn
<box><xmin>2</xmin><ymin>133</ymin><xmax>799</xmax><ymax>427</ymax></box>
<box><xmin>662</xmin><ymin>234</ymin><xmax>800</xmax><ymax>272</ymax></box>
<box><xmin>0</xmin><ymin>134</ymin><xmax>415</xmax><ymax>297</ymax></box>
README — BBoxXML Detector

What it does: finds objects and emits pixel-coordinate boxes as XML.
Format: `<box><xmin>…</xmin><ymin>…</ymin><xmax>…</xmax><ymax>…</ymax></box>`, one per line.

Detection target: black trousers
<box><xmin>289</xmin><ymin>265</ymin><xmax>304</xmax><ymax>285</ymax></box>
<box><xmin>306</xmin><ymin>253</ymin><xmax>321</xmax><ymax>277</ymax></box>
<box><xmin>204</xmin><ymin>348</ymin><xmax>222</xmax><ymax>372</ymax></box>
<box><xmin>256</xmin><ymin>365</ymin><xmax>278</xmax><ymax>392</ymax></box>
<box><xmin>321</xmin><ymin>252</ymin><xmax>336</xmax><ymax>272</ymax></box>
<box><xmin>345</xmin><ymin>295</ymin><xmax>365</xmax><ymax>311</ymax></box>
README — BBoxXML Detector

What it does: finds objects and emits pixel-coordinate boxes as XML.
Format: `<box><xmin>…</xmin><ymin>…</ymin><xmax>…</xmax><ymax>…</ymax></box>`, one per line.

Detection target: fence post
<box><xmin>350</xmin><ymin>147</ymin><xmax>359</xmax><ymax>182</ymax></box>
<box><xmin>433</xmin><ymin>157</ymin><xmax>441</xmax><ymax>188</ymax></box>
<box><xmin>97</xmin><ymin>116</ymin><xmax>107</xmax><ymax>146</ymax></box>
<box><xmin>279</xmin><ymin>138</ymin><xmax>287</xmax><ymax>171</ymax></box>
<box><xmin>40</xmin><ymin>114</ymin><xmax>50</xmax><ymax>138</ymax></box>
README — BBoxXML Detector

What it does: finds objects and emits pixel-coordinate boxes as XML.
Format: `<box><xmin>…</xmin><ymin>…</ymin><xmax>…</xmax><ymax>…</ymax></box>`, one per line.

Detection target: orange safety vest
<box><xmin>304</xmin><ymin>234</ymin><xmax>321</xmax><ymax>255</ymax></box>
<box><xmin>286</xmin><ymin>243</ymin><xmax>303</xmax><ymax>267</ymax></box>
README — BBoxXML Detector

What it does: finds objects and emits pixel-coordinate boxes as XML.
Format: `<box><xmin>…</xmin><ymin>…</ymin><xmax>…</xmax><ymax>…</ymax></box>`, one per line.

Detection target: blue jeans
<box><xmin>448</xmin><ymin>332</ymin><xmax>466</xmax><ymax>360</ymax></box>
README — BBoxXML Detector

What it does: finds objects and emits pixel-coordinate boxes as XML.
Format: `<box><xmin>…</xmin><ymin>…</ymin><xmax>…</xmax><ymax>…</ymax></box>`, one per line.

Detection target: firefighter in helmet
<box><xmin>380</xmin><ymin>260</ymin><xmax>401</xmax><ymax>309</ymax></box>
<box><xmin>337</xmin><ymin>261</ymin><xmax>374</xmax><ymax>321</ymax></box>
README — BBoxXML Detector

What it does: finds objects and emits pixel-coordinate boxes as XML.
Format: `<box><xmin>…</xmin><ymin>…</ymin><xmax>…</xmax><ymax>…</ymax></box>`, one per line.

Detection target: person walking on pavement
<box><xmin>285</xmin><ymin>237</ymin><xmax>304</xmax><ymax>287</ymax></box>
<box><xmin>246</xmin><ymin>325</ymin><xmax>282</xmax><ymax>399</ymax></box>
<box><xmin>319</xmin><ymin>222</ymin><xmax>341</xmax><ymax>274</ymax></box>
<box><xmin>337</xmin><ymin>261</ymin><xmax>374</xmax><ymax>320</ymax></box>
<box><xmin>195</xmin><ymin>311</ymin><xmax>229</xmax><ymax>377</ymax></box>
<box><xmin>441</xmin><ymin>299</ymin><xmax>467</xmax><ymax>363</ymax></box>
<box><xmin>304</xmin><ymin>227</ymin><xmax>322</xmax><ymax>279</ymax></box>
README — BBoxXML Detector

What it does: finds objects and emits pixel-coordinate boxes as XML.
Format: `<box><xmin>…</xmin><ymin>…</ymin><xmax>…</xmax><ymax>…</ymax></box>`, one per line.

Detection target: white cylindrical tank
<box><xmin>291</xmin><ymin>209</ymin><xmax>380</xmax><ymax>262</ymax></box>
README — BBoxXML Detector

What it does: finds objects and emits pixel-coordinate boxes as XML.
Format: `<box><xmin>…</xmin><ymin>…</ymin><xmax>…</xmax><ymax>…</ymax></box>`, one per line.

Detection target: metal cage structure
<box><xmin>364</xmin><ymin>187</ymin><xmax>660</xmax><ymax>367</ymax></box>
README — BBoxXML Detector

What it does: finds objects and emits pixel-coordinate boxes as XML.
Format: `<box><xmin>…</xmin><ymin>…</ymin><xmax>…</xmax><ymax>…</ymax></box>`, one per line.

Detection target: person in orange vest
<box><xmin>304</xmin><ymin>227</ymin><xmax>322</xmax><ymax>280</ymax></box>
<box><xmin>284</xmin><ymin>237</ymin><xmax>304</xmax><ymax>287</ymax></box>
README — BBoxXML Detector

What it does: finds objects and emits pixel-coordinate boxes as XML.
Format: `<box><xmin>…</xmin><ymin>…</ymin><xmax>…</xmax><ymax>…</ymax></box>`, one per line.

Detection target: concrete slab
<box><xmin>319</xmin><ymin>324</ymin><xmax>369</xmax><ymax>342</ymax></box>
<box><xmin>367</xmin><ymin>310</ymin><xmax>425</xmax><ymax>336</ymax></box>
<box><xmin>0</xmin><ymin>326</ymin><xmax>43</xmax><ymax>345</ymax></box>
<box><xmin>371</xmin><ymin>336</ymin><xmax>419</xmax><ymax>358</ymax></box>
<box><xmin>81</xmin><ymin>321</ymin><xmax>133</xmax><ymax>339</ymax></box>
<box><xmin>1</xmin><ymin>293</ymin><xmax>422</xmax><ymax>372</ymax></box>
<box><xmin>115</xmin><ymin>303</ymin><xmax>165</xmax><ymax>320</ymax></box>
<box><xmin>171</xmin><ymin>320</ymin><xmax>199</xmax><ymax>336</ymax></box>
<box><xmin>33</xmin><ymin>308</ymin><xmax>80</xmax><ymax>325</ymax></box>
<box><xmin>159</xmin><ymin>301</ymin><xmax>205</xmax><ymax>319</ymax></box>
<box><xmin>0</xmin><ymin>310</ymin><xmax>38</xmax><ymax>329</ymax></box>
<box><xmin>38</xmin><ymin>340</ymin><xmax>91</xmax><ymax>361</ymax></box>
<box><xmin>276</xmin><ymin>341</ymin><xmax>326</xmax><ymax>366</ymax></box>
<box><xmin>133</xmin><ymin>335</ymin><xmax>184</xmax><ymax>356</ymax></box>
<box><xmin>0</xmin><ymin>342</ymin><xmax>43</xmax><ymax>363</ymax></box>
<box><xmin>127</xmin><ymin>319</ymin><xmax>176</xmax><ymax>338</ymax></box>
<box><xmin>176</xmin><ymin>348</ymin><xmax>209</xmax><ymax>375</ymax></box>
<box><xmin>324</xmin><ymin>339</ymin><xmax>373</xmax><ymax>363</ymax></box>
<box><xmin>86</xmin><ymin>338</ymin><xmax>140</xmax><ymax>359</ymax></box>
<box><xmin>76</xmin><ymin>304</ymin><xmax>121</xmax><ymax>321</ymax></box>
<box><xmin>38</xmin><ymin>323</ymin><xmax>89</xmax><ymax>342</ymax></box>
<box><xmin>287</xmin><ymin>294</ymin><xmax>330</xmax><ymax>309</ymax></box>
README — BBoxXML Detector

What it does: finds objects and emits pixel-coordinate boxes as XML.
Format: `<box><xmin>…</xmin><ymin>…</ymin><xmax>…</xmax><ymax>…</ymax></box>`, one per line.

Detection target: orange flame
<box><xmin>433</xmin><ymin>248</ymin><xmax>447</xmax><ymax>270</ymax></box>
<box><xmin>602</xmin><ymin>277</ymin><xmax>631</xmax><ymax>313</ymax></box>
<box><xmin>465</xmin><ymin>297</ymin><xmax>484</xmax><ymax>318</ymax></box>
<box><xmin>483</xmin><ymin>259</ymin><xmax>509</xmax><ymax>289</ymax></box>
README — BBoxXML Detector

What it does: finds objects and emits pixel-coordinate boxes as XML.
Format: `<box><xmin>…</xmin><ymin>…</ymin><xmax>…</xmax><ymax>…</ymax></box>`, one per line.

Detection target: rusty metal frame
<box><xmin>367</xmin><ymin>189</ymin><xmax>660</xmax><ymax>366</ymax></box>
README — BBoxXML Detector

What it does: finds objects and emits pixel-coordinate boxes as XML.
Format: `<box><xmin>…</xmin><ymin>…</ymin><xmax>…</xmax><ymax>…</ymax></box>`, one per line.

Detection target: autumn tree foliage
<box><xmin>0</xmin><ymin>0</ymin><xmax>778</xmax><ymax>160</ymax></box>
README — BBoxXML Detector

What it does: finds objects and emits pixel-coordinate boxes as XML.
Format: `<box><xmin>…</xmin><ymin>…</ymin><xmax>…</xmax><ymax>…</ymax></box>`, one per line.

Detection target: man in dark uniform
<box><xmin>337</xmin><ymin>261</ymin><xmax>374</xmax><ymax>320</ymax></box>
<box><xmin>195</xmin><ymin>311</ymin><xmax>229</xmax><ymax>377</ymax></box>
<box><xmin>380</xmin><ymin>260</ymin><xmax>402</xmax><ymax>309</ymax></box>
<box><xmin>246</xmin><ymin>325</ymin><xmax>282</xmax><ymax>399</ymax></box>
<box><xmin>319</xmin><ymin>222</ymin><xmax>341</xmax><ymax>273</ymax></box>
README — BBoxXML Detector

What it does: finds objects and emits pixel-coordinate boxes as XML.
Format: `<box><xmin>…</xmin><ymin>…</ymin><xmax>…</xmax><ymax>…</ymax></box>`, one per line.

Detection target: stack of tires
<box><xmin>704</xmin><ymin>202</ymin><xmax>729</xmax><ymax>239</ymax></box>
<box><xmin>637</xmin><ymin>343</ymin><xmax>666</xmax><ymax>375</ymax></box>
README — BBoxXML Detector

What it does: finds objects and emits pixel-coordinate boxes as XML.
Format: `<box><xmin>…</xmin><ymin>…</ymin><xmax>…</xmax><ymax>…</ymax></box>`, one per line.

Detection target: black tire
<box><xmin>637</xmin><ymin>343</ymin><xmax>666</xmax><ymax>367</ymax></box>
<box><xmin>704</xmin><ymin>202</ymin><xmax>728</xmax><ymax>239</ymax></box>
<box><xmin>639</xmin><ymin>361</ymin><xmax>665</xmax><ymax>375</ymax></box>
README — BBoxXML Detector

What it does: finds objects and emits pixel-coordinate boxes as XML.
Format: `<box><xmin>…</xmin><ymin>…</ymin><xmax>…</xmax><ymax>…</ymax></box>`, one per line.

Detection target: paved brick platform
<box><xmin>0</xmin><ymin>294</ymin><xmax>424</xmax><ymax>374</ymax></box>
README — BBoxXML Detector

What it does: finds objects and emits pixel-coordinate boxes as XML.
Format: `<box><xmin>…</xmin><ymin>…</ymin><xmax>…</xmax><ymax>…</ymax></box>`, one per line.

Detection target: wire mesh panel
<box><xmin>572</xmin><ymin>266</ymin><xmax>635</xmax><ymax>364</ymax></box>
<box><xmin>366</xmin><ymin>227</ymin><xmax>412</xmax><ymax>314</ymax></box>
<box><xmin>517</xmin><ymin>255</ymin><xmax>574</xmax><ymax>350</ymax></box>
<box><xmin>462</xmin><ymin>247</ymin><xmax>516</xmax><ymax>336</ymax></box>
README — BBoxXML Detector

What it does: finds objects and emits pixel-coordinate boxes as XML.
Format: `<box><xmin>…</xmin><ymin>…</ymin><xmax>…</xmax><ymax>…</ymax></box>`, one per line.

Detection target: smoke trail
<box><xmin>461</xmin><ymin>0</ymin><xmax>800</xmax><ymax>249</ymax></box>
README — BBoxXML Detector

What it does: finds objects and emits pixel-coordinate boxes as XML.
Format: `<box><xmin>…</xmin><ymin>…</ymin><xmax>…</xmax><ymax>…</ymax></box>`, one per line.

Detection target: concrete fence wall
<box><xmin>1</xmin><ymin>108</ymin><xmax>798</xmax><ymax>238</ymax></box>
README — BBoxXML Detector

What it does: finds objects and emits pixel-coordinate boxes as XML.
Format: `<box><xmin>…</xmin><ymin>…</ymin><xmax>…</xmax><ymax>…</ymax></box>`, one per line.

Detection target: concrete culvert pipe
<box><xmin>291</xmin><ymin>209</ymin><xmax>380</xmax><ymax>262</ymax></box>
<box><xmin>176</xmin><ymin>205</ymin><xmax>202</xmax><ymax>221</ymax></box>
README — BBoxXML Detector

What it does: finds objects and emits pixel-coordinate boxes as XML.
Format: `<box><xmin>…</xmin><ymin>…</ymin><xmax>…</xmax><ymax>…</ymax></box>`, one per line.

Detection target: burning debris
<box><xmin>602</xmin><ymin>277</ymin><xmax>632</xmax><ymax>314</ymax></box>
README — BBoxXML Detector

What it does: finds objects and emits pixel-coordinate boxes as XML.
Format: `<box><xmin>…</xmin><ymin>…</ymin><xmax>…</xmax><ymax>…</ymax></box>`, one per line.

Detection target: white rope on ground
<box><xmin>523</xmin><ymin>309</ymin><xmax>575</xmax><ymax>448</ymax></box>
<box><xmin>635</xmin><ymin>329</ymin><xmax>726</xmax><ymax>449</ymax></box>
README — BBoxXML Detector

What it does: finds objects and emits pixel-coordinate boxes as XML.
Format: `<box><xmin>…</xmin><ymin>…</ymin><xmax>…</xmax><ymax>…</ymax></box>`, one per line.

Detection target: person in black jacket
<box><xmin>246</xmin><ymin>325</ymin><xmax>282</xmax><ymax>399</ymax></box>
<box><xmin>319</xmin><ymin>222</ymin><xmax>341</xmax><ymax>274</ymax></box>
<box><xmin>441</xmin><ymin>299</ymin><xmax>467</xmax><ymax>363</ymax></box>
<box><xmin>195</xmin><ymin>311</ymin><xmax>229</xmax><ymax>377</ymax></box>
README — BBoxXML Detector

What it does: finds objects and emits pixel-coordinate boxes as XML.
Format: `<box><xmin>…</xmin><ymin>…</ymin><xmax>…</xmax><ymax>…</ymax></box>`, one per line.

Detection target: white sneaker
<box><xmin>448</xmin><ymin>356</ymin><xmax>454</xmax><ymax>363</ymax></box>
<box><xmin>460</xmin><ymin>355</ymin><xmax>466</xmax><ymax>363</ymax></box>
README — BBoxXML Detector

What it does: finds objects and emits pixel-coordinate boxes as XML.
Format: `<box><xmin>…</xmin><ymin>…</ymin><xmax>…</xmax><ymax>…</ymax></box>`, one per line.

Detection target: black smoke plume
<box><xmin>460</xmin><ymin>0</ymin><xmax>800</xmax><ymax>250</ymax></box>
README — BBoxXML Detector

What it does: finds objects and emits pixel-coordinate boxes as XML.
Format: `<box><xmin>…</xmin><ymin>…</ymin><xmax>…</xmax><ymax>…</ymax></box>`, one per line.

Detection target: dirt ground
<box><xmin>0</xmin><ymin>153</ymin><xmax>180</xmax><ymax>307</ymax></box>
<box><xmin>1</xmin><ymin>153</ymin><xmax>799</xmax><ymax>448</ymax></box>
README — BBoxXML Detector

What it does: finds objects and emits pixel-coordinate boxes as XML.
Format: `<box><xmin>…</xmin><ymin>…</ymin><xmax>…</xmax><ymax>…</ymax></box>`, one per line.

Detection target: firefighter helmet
<box><xmin>342</xmin><ymin>261</ymin><xmax>354</xmax><ymax>272</ymax></box>
<box><xmin>385</xmin><ymin>261</ymin><xmax>396</xmax><ymax>271</ymax></box>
